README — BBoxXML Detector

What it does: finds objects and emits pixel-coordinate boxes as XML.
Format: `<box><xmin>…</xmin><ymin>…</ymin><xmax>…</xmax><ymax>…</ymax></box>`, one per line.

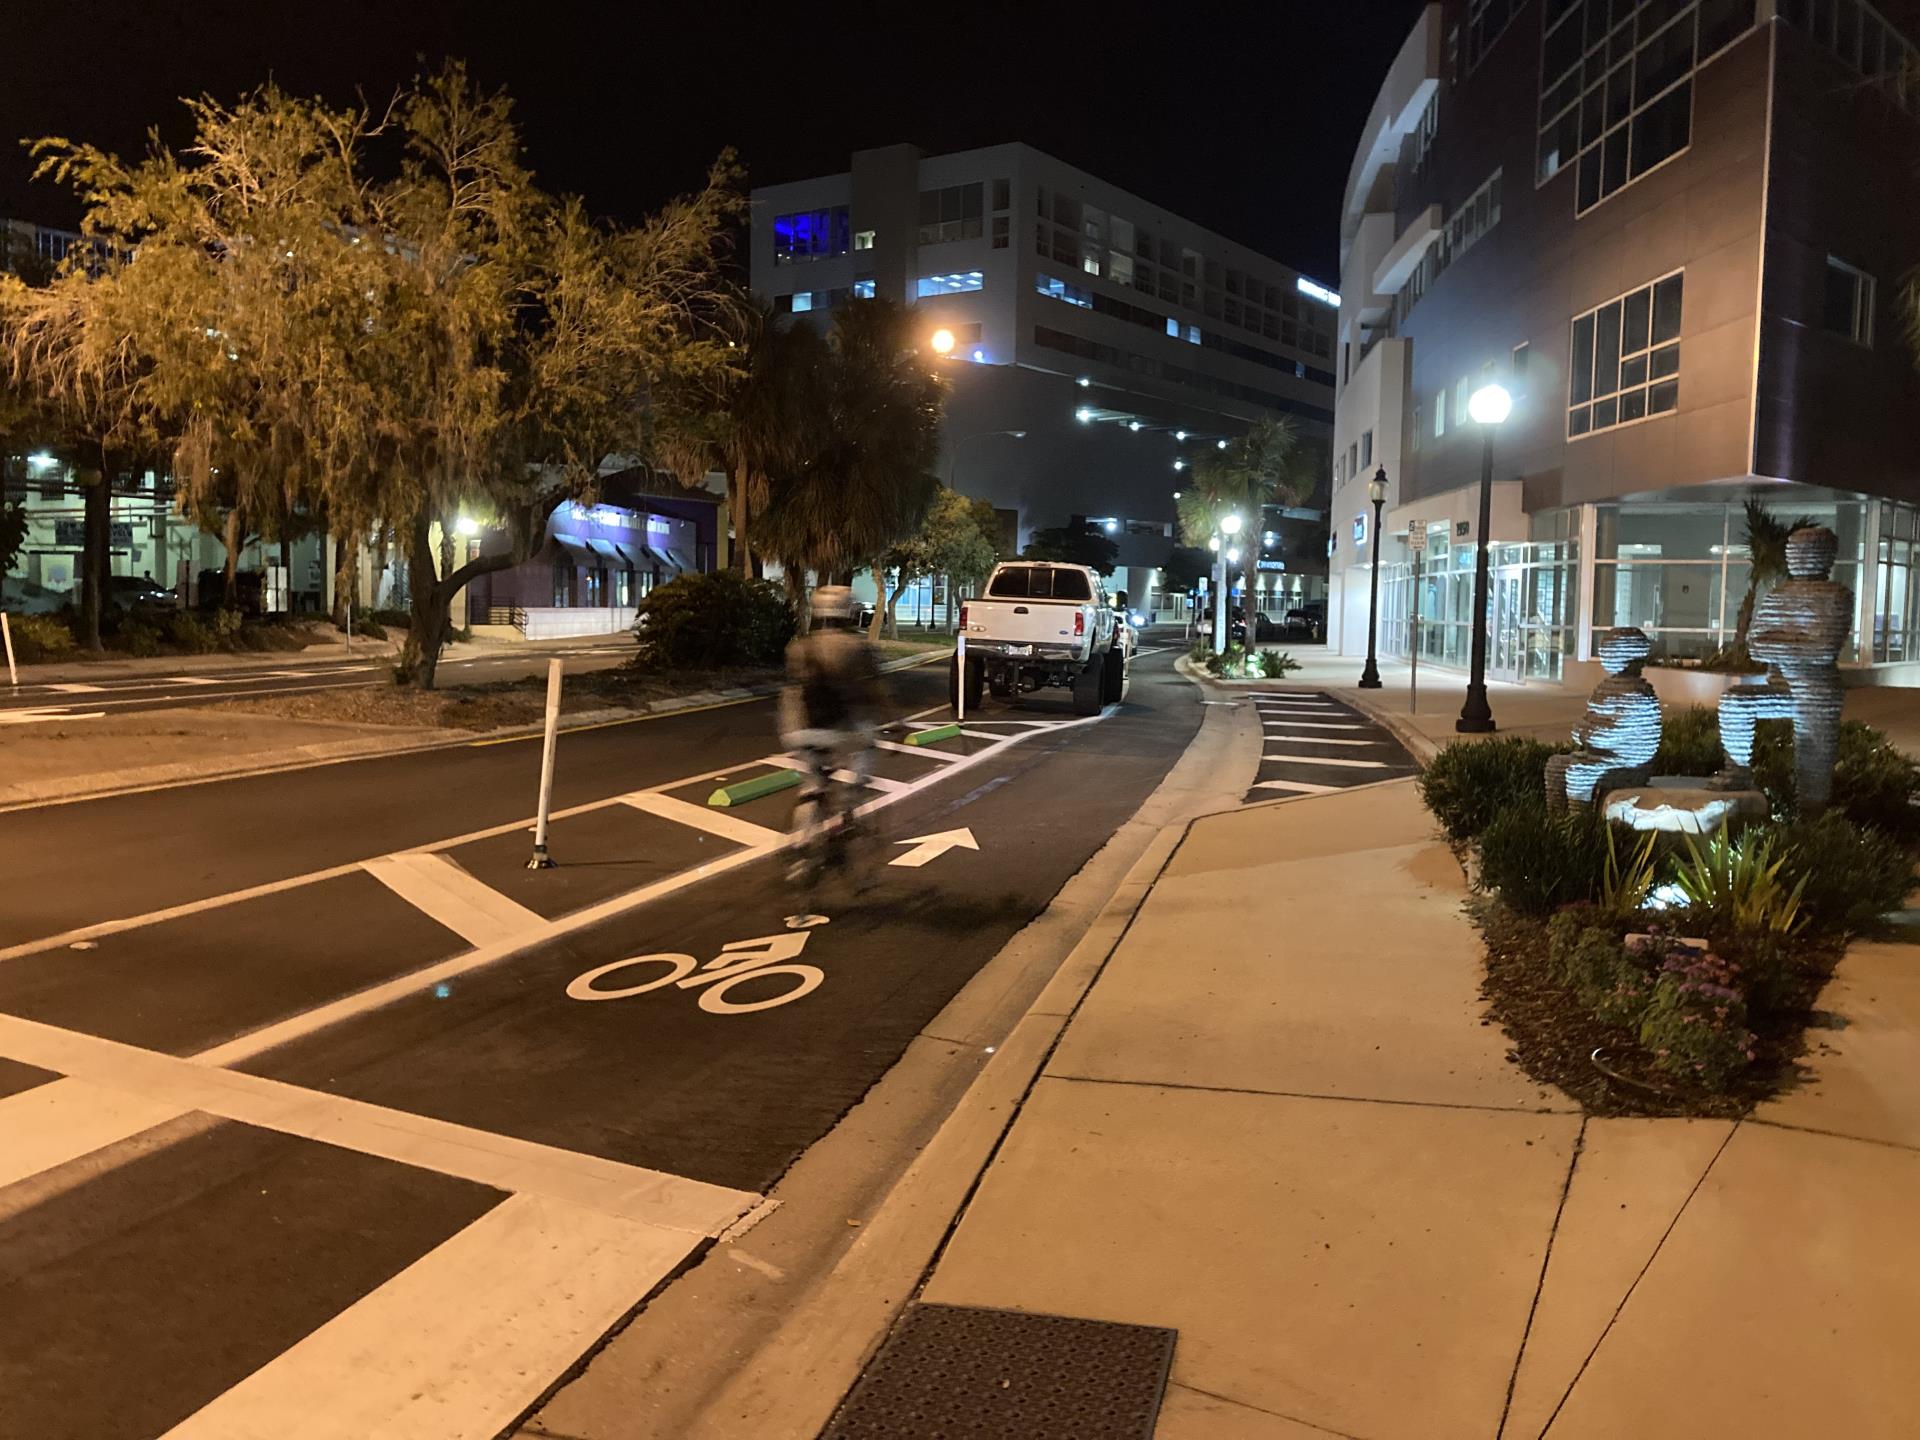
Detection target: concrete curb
<box><xmin>0</xmin><ymin>650</ymin><xmax>948</xmax><ymax>812</ymax></box>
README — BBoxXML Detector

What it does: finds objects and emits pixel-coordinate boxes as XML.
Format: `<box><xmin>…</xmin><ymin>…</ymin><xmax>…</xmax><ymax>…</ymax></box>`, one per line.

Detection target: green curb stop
<box><xmin>707</xmin><ymin>769</ymin><xmax>802</xmax><ymax>807</ymax></box>
<box><xmin>906</xmin><ymin>723</ymin><xmax>963</xmax><ymax>747</ymax></box>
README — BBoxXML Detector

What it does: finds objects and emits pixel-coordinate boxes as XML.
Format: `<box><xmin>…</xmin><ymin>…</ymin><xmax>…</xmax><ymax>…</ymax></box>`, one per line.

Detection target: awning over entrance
<box><xmin>586</xmin><ymin>538</ymin><xmax>630</xmax><ymax>566</ymax></box>
<box><xmin>643</xmin><ymin>545</ymin><xmax>683</xmax><ymax>573</ymax></box>
<box><xmin>553</xmin><ymin>536</ymin><xmax>596</xmax><ymax>566</ymax></box>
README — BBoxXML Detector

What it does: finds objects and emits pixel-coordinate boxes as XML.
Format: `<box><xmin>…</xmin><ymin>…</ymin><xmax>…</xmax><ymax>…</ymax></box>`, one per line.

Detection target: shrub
<box><xmin>1253</xmin><ymin>649</ymin><xmax>1301</xmax><ymax>679</ymax></box>
<box><xmin>633</xmin><ymin>570</ymin><xmax>796</xmax><ymax>670</ymax></box>
<box><xmin>1753</xmin><ymin>719</ymin><xmax>1920</xmax><ymax>840</ymax></box>
<box><xmin>1671</xmin><ymin>828</ymin><xmax>1808</xmax><ymax>936</ymax></box>
<box><xmin>355</xmin><ymin>618</ymin><xmax>388</xmax><ymax>641</ymax></box>
<box><xmin>1637</xmin><ymin>942</ymin><xmax>1754</xmax><ymax>1088</ymax></box>
<box><xmin>1770</xmin><ymin>812</ymin><xmax>1917</xmax><ymax>937</ymax></box>
<box><xmin>5</xmin><ymin>613</ymin><xmax>76</xmax><ymax>663</ymax></box>
<box><xmin>1477</xmin><ymin>804</ymin><xmax>1610</xmax><ymax>915</ymax></box>
<box><xmin>1187</xmin><ymin>638</ymin><xmax>1212</xmax><ymax>664</ymax></box>
<box><xmin>1652</xmin><ymin>705</ymin><xmax>1724</xmax><ymax>776</ymax></box>
<box><xmin>165</xmin><ymin>611</ymin><xmax>218</xmax><ymax>654</ymax></box>
<box><xmin>366</xmin><ymin>607</ymin><xmax>412</xmax><ymax>628</ymax></box>
<box><xmin>1418</xmin><ymin>736</ymin><xmax>1568</xmax><ymax>842</ymax></box>
<box><xmin>1547</xmin><ymin>909</ymin><xmax>1651</xmax><ymax>1023</ymax></box>
<box><xmin>119</xmin><ymin>621</ymin><xmax>164</xmax><ymax>657</ymax></box>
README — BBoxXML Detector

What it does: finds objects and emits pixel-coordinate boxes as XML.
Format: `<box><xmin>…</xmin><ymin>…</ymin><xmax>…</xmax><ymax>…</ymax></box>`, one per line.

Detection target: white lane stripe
<box><xmin>622</xmin><ymin>790</ymin><xmax>783</xmax><ymax>848</ymax></box>
<box><xmin>1262</xmin><ymin>752</ymin><xmax>1396</xmax><ymax>769</ymax></box>
<box><xmin>1251</xmin><ymin>779</ymin><xmax>1339</xmax><ymax>794</ymax></box>
<box><xmin>760</xmin><ymin>753</ymin><xmax>907</xmax><ymax>793</ymax></box>
<box><xmin>874</xmin><ymin>738</ymin><xmax>960</xmax><ymax>762</ymax></box>
<box><xmin>959</xmin><ymin>729</ymin><xmax>1005</xmax><ymax>741</ymax></box>
<box><xmin>1253</xmin><ymin>735</ymin><xmax>1383</xmax><ymax>747</ymax></box>
<box><xmin>362</xmin><ymin>854</ymin><xmax>547</xmax><ymax>948</ymax></box>
<box><xmin>0</xmin><ymin>1077</ymin><xmax>187</xmax><ymax>1190</ymax></box>
<box><xmin>160</xmin><ymin>1193</ymin><xmax>703</xmax><ymax>1440</ymax></box>
<box><xmin>0</xmin><ymin>1013</ymin><xmax>755</xmax><ymax>1232</ymax></box>
<box><xmin>44</xmin><ymin>682</ymin><xmax>108</xmax><ymax>693</ymax></box>
<box><xmin>1253</xmin><ymin>701</ymin><xmax>1340</xmax><ymax>711</ymax></box>
<box><xmin>165</xmin><ymin>676</ymin><xmax>224</xmax><ymax>686</ymax></box>
<box><xmin>1262</xmin><ymin>720</ymin><xmax>1365</xmax><ymax>730</ymax></box>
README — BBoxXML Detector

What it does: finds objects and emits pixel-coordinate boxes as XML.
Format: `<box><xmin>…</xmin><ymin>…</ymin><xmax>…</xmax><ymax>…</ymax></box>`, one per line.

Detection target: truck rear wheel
<box><xmin>950</xmin><ymin>654</ymin><xmax>984</xmax><ymax>716</ymax></box>
<box><xmin>1071</xmin><ymin>655</ymin><xmax>1104</xmax><ymax>715</ymax></box>
<box><xmin>1102</xmin><ymin>648</ymin><xmax>1127</xmax><ymax>705</ymax></box>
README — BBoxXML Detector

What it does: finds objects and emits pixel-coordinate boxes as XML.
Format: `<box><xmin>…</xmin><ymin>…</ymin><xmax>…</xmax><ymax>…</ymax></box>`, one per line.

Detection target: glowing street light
<box><xmin>1075</xmin><ymin>407</ymin><xmax>1094</xmax><ymax>423</ymax></box>
<box><xmin>1219</xmin><ymin>512</ymin><xmax>1243</xmax><ymax>536</ymax></box>
<box><xmin>1468</xmin><ymin>382</ymin><xmax>1513</xmax><ymax>426</ymax></box>
<box><xmin>929</xmin><ymin>327</ymin><xmax>956</xmax><ymax>355</ymax></box>
<box><xmin>1173</xmin><ymin>460</ymin><xmax>1186</xmax><ymax>471</ymax></box>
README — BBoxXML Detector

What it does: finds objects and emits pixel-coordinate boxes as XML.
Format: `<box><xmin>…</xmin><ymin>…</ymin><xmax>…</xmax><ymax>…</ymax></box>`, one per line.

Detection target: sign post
<box><xmin>1</xmin><ymin>612</ymin><xmax>15</xmax><ymax>686</ymax></box>
<box><xmin>527</xmin><ymin>658</ymin><xmax>563</xmax><ymax>869</ymax></box>
<box><xmin>1406</xmin><ymin>521</ymin><xmax>1427</xmax><ymax>714</ymax></box>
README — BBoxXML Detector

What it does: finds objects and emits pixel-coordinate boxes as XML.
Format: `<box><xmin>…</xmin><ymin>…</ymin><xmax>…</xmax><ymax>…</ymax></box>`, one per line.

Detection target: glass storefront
<box><xmin>1367</xmin><ymin>493</ymin><xmax>1905</xmax><ymax>679</ymax></box>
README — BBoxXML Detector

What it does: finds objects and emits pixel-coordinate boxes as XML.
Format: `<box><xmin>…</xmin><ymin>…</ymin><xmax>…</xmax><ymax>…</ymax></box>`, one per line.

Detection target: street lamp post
<box><xmin>1359</xmin><ymin>466</ymin><xmax>1389</xmax><ymax>689</ymax></box>
<box><xmin>1457</xmin><ymin>383</ymin><xmax>1512</xmax><ymax>734</ymax></box>
<box><xmin>1213</xmin><ymin>512</ymin><xmax>1242</xmax><ymax>654</ymax></box>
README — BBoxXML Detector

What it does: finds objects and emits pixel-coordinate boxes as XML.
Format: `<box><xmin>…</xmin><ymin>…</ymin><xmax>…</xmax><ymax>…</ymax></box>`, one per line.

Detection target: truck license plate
<box><xmin>1006</xmin><ymin>644</ymin><xmax>1032</xmax><ymax>656</ymax></box>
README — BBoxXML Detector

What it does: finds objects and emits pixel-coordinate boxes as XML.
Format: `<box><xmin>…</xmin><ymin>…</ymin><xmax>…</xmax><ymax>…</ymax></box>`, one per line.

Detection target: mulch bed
<box><xmin>1470</xmin><ymin>895</ymin><xmax>1846</xmax><ymax>1119</ymax></box>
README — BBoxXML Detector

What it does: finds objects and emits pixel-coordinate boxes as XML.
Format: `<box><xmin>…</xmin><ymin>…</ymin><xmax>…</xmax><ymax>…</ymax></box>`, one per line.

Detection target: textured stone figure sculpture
<box><xmin>1546</xmin><ymin>627</ymin><xmax>1662</xmax><ymax>813</ymax></box>
<box><xmin>1716</xmin><ymin>525</ymin><xmax>1852</xmax><ymax>814</ymax></box>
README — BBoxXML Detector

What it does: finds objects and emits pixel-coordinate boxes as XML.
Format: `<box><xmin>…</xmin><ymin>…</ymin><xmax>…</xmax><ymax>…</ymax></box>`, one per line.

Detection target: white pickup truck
<box><xmin>952</xmin><ymin>561</ymin><xmax>1132</xmax><ymax>716</ymax></box>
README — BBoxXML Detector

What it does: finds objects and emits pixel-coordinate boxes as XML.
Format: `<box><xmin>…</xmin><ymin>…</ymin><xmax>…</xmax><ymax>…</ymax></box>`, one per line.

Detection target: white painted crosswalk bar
<box><xmin>1251</xmin><ymin>778</ymin><xmax>1340</xmax><ymax>794</ymax></box>
<box><xmin>759</xmin><ymin>753</ymin><xmax>907</xmax><ymax>793</ymax></box>
<box><xmin>0</xmin><ymin>1077</ymin><xmax>188</xmax><ymax>1191</ymax></box>
<box><xmin>1262</xmin><ymin>720</ymin><xmax>1365</xmax><ymax>730</ymax></box>
<box><xmin>158</xmin><ymin>1192</ymin><xmax>705</xmax><ymax>1440</ymax></box>
<box><xmin>622</xmin><ymin>789</ymin><xmax>784</xmax><ymax>848</ymax></box>
<box><xmin>1253</xmin><ymin>735</ymin><xmax>1383</xmax><ymax>747</ymax></box>
<box><xmin>362</xmin><ymin>854</ymin><xmax>548</xmax><ymax>948</ymax></box>
<box><xmin>1262</xmin><ymin>752</ymin><xmax>1396</xmax><ymax>769</ymax></box>
<box><xmin>874</xmin><ymin>737</ymin><xmax>961</xmax><ymax>762</ymax></box>
<box><xmin>44</xmin><ymin>682</ymin><xmax>108</xmax><ymax>693</ymax></box>
<box><xmin>165</xmin><ymin>676</ymin><xmax>225</xmax><ymax>686</ymax></box>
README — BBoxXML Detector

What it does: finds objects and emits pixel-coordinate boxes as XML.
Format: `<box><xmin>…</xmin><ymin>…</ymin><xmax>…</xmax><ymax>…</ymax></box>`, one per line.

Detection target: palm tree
<box><xmin>1177</xmin><ymin>417</ymin><xmax>1315</xmax><ymax>652</ymax></box>
<box><xmin>1731</xmin><ymin>499</ymin><xmax>1815</xmax><ymax>653</ymax></box>
<box><xmin>757</xmin><ymin>299</ymin><xmax>945</xmax><ymax>620</ymax></box>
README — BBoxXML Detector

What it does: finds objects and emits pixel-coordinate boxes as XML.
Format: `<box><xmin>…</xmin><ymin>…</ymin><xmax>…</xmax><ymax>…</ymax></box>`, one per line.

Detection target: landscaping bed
<box><xmin>1424</xmin><ymin>715</ymin><xmax>1920</xmax><ymax>1117</ymax></box>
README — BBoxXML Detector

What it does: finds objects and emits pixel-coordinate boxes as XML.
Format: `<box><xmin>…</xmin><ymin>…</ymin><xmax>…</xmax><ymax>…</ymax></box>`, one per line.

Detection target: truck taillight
<box><xmin>1074</xmin><ymin>611</ymin><xmax>1085</xmax><ymax>637</ymax></box>
<box><xmin>959</xmin><ymin>603</ymin><xmax>969</xmax><ymax>630</ymax></box>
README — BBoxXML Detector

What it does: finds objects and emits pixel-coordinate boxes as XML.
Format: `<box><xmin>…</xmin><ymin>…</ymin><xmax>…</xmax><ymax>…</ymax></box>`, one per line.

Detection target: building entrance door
<box><xmin>1489</xmin><ymin>563</ymin><xmax>1527</xmax><ymax>684</ymax></box>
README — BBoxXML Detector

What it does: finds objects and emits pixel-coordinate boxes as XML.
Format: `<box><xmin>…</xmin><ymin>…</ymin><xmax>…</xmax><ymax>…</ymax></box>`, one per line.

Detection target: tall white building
<box><xmin>750</xmin><ymin>143</ymin><xmax>1338</xmax><ymax>619</ymax></box>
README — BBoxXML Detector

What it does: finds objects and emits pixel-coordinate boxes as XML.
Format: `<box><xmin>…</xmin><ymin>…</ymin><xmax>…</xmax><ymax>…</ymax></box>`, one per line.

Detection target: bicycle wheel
<box><xmin>566</xmin><ymin>952</ymin><xmax>697</xmax><ymax>1000</ymax></box>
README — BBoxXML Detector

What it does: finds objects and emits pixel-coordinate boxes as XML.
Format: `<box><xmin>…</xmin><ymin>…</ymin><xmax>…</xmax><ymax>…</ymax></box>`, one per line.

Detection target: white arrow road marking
<box><xmin>0</xmin><ymin>708</ymin><xmax>105</xmax><ymax>725</ymax></box>
<box><xmin>888</xmin><ymin>827</ymin><xmax>979</xmax><ymax>868</ymax></box>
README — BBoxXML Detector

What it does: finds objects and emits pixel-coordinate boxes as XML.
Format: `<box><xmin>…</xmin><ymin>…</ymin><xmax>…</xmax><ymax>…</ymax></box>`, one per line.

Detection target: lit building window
<box><xmin>852</xmin><ymin>278</ymin><xmax>876</xmax><ymax>300</ymax></box>
<box><xmin>853</xmin><ymin>230</ymin><xmax>875</xmax><ymax>250</ymax></box>
<box><xmin>1569</xmin><ymin>270</ymin><xmax>1683</xmax><ymax>439</ymax></box>
<box><xmin>772</xmin><ymin>207</ymin><xmax>851</xmax><ymax>264</ymax></box>
<box><xmin>791</xmin><ymin>291</ymin><xmax>814</xmax><ymax>313</ymax></box>
<box><xmin>1035</xmin><ymin>273</ymin><xmax>1092</xmax><ymax>308</ymax></box>
<box><xmin>916</xmin><ymin>271</ymin><xmax>985</xmax><ymax>298</ymax></box>
<box><xmin>1824</xmin><ymin>256</ymin><xmax>1876</xmax><ymax>346</ymax></box>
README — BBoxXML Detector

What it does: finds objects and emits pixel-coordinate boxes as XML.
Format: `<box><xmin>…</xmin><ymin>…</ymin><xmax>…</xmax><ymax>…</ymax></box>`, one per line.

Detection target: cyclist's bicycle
<box><xmin>787</xmin><ymin>733</ymin><xmax>880</xmax><ymax>897</ymax></box>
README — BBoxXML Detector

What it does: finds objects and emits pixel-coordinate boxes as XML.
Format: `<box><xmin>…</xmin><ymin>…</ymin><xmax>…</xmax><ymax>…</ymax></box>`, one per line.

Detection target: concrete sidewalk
<box><xmin>910</xmin><ymin>778</ymin><xmax>1920</xmax><ymax>1438</ymax></box>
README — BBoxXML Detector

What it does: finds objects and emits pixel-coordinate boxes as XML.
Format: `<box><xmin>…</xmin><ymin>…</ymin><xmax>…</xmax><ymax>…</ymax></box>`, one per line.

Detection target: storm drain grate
<box><xmin>820</xmin><ymin>1302</ymin><xmax>1176</xmax><ymax>1439</ymax></box>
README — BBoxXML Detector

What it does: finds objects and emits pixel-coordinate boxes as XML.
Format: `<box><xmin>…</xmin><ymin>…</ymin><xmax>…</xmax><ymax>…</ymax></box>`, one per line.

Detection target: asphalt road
<box><xmin>0</xmin><ymin>638</ymin><xmax>636</xmax><ymax>720</ymax></box>
<box><xmin>0</xmin><ymin>644</ymin><xmax>1202</xmax><ymax>1438</ymax></box>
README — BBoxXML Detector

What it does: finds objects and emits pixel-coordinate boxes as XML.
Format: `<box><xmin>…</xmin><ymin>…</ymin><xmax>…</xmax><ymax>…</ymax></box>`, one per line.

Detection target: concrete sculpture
<box><xmin>1715</xmin><ymin>525</ymin><xmax>1851</xmax><ymax>815</ymax></box>
<box><xmin>1546</xmin><ymin>627</ymin><xmax>1662</xmax><ymax>813</ymax></box>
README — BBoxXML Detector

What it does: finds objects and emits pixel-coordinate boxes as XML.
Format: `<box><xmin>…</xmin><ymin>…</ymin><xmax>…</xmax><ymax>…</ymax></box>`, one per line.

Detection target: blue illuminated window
<box><xmin>773</xmin><ymin>207</ymin><xmax>851</xmax><ymax>265</ymax></box>
<box><xmin>1035</xmin><ymin>273</ymin><xmax>1091</xmax><ymax>308</ymax></box>
<box><xmin>917</xmin><ymin>271</ymin><xmax>985</xmax><ymax>298</ymax></box>
<box><xmin>791</xmin><ymin>292</ymin><xmax>814</xmax><ymax>313</ymax></box>
<box><xmin>853</xmin><ymin>279</ymin><xmax>875</xmax><ymax>299</ymax></box>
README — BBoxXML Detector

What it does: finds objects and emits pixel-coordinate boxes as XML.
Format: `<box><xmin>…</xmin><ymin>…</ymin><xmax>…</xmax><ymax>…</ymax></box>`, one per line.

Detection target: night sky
<box><xmin>4</xmin><ymin>0</ymin><xmax>1428</xmax><ymax>283</ymax></box>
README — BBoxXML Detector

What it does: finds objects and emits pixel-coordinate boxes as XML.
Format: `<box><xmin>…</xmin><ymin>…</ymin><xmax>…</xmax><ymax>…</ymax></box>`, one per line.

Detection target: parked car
<box><xmin>107</xmin><ymin>574</ymin><xmax>178</xmax><ymax>609</ymax></box>
<box><xmin>954</xmin><ymin>561</ymin><xmax>1129</xmax><ymax>716</ymax></box>
<box><xmin>1229</xmin><ymin>608</ymin><xmax>1283</xmax><ymax>644</ymax></box>
<box><xmin>1284</xmin><ymin>607</ymin><xmax>1324</xmax><ymax>642</ymax></box>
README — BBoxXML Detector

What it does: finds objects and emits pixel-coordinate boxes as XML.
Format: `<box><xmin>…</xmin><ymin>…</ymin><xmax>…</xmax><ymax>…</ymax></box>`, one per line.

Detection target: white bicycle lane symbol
<box><xmin>565</xmin><ymin>915</ymin><xmax>832</xmax><ymax>1017</ymax></box>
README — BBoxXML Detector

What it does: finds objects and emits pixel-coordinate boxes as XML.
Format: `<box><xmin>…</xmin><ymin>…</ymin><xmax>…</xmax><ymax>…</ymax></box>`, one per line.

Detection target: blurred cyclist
<box><xmin>779</xmin><ymin>585</ymin><xmax>891</xmax><ymax>887</ymax></box>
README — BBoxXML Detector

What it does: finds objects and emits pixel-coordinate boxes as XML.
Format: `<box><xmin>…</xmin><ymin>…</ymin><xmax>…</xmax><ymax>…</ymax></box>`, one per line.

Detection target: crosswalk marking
<box><xmin>1262</xmin><ymin>751</ymin><xmax>1396</xmax><ymax>769</ymax></box>
<box><xmin>0</xmin><ymin>1077</ymin><xmax>188</xmax><ymax>1190</ymax></box>
<box><xmin>160</xmin><ymin>1193</ymin><xmax>706</xmax><ymax>1440</ymax></box>
<box><xmin>1254</xmin><ymin>735</ymin><xmax>1383</xmax><ymax>747</ymax></box>
<box><xmin>44</xmin><ymin>682</ymin><xmax>107</xmax><ymax>694</ymax></box>
<box><xmin>1251</xmin><ymin>779</ymin><xmax>1339</xmax><ymax>795</ymax></box>
<box><xmin>166</xmin><ymin>676</ymin><xmax>224</xmax><ymax>687</ymax></box>
<box><xmin>1262</xmin><ymin>720</ymin><xmax>1365</xmax><ymax>731</ymax></box>
<box><xmin>622</xmin><ymin>789</ymin><xmax>783</xmax><ymax>848</ymax></box>
<box><xmin>362</xmin><ymin>853</ymin><xmax>547</xmax><ymax>948</ymax></box>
